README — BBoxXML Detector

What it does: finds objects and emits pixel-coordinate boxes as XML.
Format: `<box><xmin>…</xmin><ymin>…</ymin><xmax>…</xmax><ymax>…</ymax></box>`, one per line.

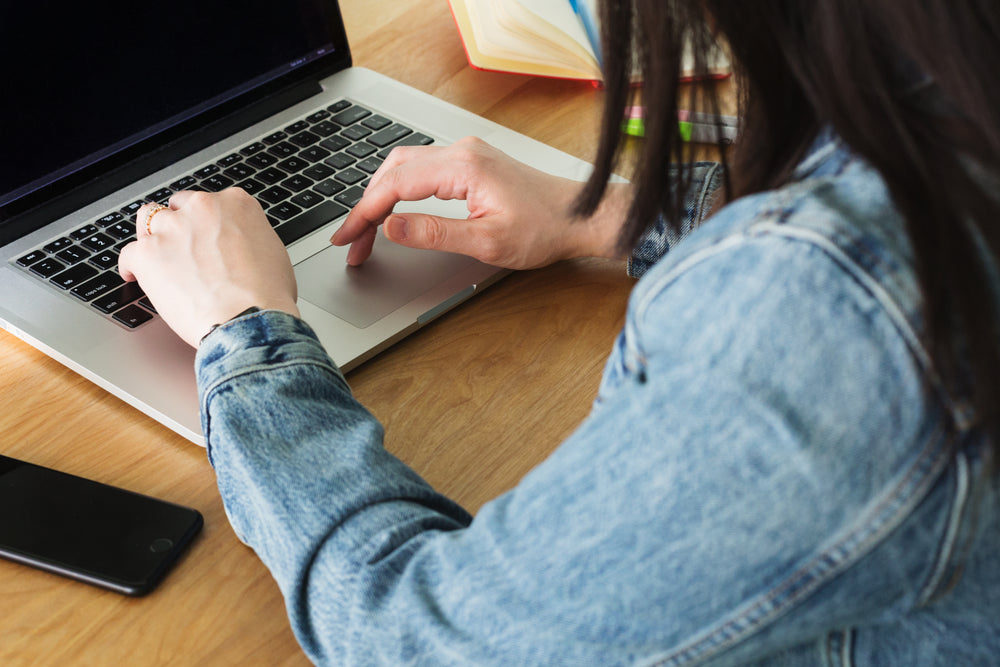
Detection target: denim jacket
<box><xmin>196</xmin><ymin>133</ymin><xmax>1000</xmax><ymax>666</ymax></box>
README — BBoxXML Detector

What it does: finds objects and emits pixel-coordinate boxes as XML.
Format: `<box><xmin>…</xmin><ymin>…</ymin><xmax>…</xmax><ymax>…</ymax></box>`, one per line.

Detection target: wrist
<box><xmin>200</xmin><ymin>300</ymin><xmax>301</xmax><ymax>344</ymax></box>
<box><xmin>201</xmin><ymin>306</ymin><xmax>262</xmax><ymax>343</ymax></box>
<box><xmin>568</xmin><ymin>182</ymin><xmax>632</xmax><ymax>261</ymax></box>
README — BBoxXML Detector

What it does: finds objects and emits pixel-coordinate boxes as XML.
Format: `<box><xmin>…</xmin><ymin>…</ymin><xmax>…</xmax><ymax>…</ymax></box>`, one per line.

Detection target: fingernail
<box><xmin>386</xmin><ymin>215</ymin><xmax>408</xmax><ymax>241</ymax></box>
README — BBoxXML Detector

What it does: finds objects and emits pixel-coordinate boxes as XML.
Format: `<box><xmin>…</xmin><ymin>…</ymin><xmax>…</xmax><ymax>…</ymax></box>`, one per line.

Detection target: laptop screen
<box><xmin>0</xmin><ymin>1</ymin><xmax>349</xmax><ymax>218</ymax></box>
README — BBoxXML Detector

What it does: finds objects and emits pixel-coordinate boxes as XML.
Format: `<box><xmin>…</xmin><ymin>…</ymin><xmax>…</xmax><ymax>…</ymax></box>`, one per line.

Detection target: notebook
<box><xmin>0</xmin><ymin>1</ymin><xmax>596</xmax><ymax>445</ymax></box>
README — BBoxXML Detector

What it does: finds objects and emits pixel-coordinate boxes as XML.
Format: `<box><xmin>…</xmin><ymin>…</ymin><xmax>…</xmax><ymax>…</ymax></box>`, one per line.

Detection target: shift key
<box><xmin>92</xmin><ymin>280</ymin><xmax>145</xmax><ymax>313</ymax></box>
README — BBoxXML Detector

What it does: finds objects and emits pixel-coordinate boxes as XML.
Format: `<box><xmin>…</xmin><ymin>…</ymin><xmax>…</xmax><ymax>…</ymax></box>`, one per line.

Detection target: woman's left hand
<box><xmin>118</xmin><ymin>188</ymin><xmax>301</xmax><ymax>348</ymax></box>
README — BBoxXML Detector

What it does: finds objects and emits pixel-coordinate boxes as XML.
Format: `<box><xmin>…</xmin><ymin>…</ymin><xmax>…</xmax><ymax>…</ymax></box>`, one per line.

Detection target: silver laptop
<box><xmin>0</xmin><ymin>2</ymin><xmax>595</xmax><ymax>445</ymax></box>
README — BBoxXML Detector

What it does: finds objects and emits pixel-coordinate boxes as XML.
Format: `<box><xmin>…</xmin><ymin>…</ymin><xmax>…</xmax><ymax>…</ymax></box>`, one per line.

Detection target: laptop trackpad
<box><xmin>294</xmin><ymin>235</ymin><xmax>477</xmax><ymax>328</ymax></box>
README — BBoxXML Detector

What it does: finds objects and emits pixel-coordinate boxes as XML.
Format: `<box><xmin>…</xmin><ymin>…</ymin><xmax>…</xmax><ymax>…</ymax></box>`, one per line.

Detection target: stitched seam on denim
<box><xmin>823</xmin><ymin>629</ymin><xmax>854</xmax><ymax>667</ymax></box>
<box><xmin>632</xmin><ymin>233</ymin><xmax>750</xmax><ymax>325</ymax></box>
<box><xmin>841</xmin><ymin>628</ymin><xmax>856</xmax><ymax>667</ymax></box>
<box><xmin>916</xmin><ymin>451</ymin><xmax>970</xmax><ymax>607</ymax></box>
<box><xmin>694</xmin><ymin>164</ymin><xmax>724</xmax><ymax>226</ymax></box>
<box><xmin>792</xmin><ymin>134</ymin><xmax>843</xmax><ymax>179</ymax></box>
<box><xmin>645</xmin><ymin>427</ymin><xmax>953</xmax><ymax>667</ymax></box>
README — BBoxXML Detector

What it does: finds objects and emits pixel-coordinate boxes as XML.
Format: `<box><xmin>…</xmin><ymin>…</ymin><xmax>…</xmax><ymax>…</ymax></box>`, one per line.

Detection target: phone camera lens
<box><xmin>150</xmin><ymin>538</ymin><xmax>174</xmax><ymax>553</ymax></box>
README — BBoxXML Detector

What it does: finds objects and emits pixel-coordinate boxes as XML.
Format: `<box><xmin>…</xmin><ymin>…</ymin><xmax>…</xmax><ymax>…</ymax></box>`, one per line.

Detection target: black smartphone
<box><xmin>0</xmin><ymin>455</ymin><xmax>203</xmax><ymax>596</ymax></box>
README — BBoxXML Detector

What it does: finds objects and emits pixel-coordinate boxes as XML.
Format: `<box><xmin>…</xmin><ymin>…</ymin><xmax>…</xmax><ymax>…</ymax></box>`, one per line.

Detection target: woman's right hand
<box><xmin>331</xmin><ymin>137</ymin><xmax>631</xmax><ymax>269</ymax></box>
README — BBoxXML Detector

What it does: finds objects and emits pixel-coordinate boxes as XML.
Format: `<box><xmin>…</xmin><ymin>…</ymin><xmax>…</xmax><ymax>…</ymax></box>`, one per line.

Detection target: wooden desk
<box><xmin>0</xmin><ymin>2</ymin><xmax>634</xmax><ymax>663</ymax></box>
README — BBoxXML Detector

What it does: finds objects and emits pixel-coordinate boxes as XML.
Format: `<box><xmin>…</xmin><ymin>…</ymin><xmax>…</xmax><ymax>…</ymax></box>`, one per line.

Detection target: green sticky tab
<box><xmin>678</xmin><ymin>121</ymin><xmax>693</xmax><ymax>142</ymax></box>
<box><xmin>622</xmin><ymin>117</ymin><xmax>645</xmax><ymax>137</ymax></box>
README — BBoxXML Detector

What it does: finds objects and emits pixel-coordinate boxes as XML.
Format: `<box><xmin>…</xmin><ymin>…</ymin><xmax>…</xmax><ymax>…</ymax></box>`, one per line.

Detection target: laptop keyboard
<box><xmin>11</xmin><ymin>100</ymin><xmax>434</xmax><ymax>330</ymax></box>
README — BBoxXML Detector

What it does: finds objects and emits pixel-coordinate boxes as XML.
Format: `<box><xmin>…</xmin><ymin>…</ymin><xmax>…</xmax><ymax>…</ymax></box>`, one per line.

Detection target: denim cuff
<box><xmin>627</xmin><ymin>162</ymin><xmax>725</xmax><ymax>278</ymax></box>
<box><xmin>195</xmin><ymin>309</ymin><xmax>344</xmax><ymax>409</ymax></box>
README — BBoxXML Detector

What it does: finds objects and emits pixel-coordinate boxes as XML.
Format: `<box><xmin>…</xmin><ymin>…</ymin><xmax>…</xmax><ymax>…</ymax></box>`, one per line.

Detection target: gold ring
<box><xmin>143</xmin><ymin>204</ymin><xmax>169</xmax><ymax>236</ymax></box>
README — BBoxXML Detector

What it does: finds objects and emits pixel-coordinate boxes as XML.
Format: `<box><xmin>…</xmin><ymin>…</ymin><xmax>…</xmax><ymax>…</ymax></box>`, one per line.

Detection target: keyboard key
<box><xmin>256</xmin><ymin>167</ymin><xmax>288</xmax><ymax>185</ymax></box>
<box><xmin>236</xmin><ymin>178</ymin><xmax>265</xmax><ymax>196</ymax></box>
<box><xmin>357</xmin><ymin>157</ymin><xmax>383</xmax><ymax>174</ymax></box>
<box><xmin>147</xmin><ymin>187</ymin><xmax>174</xmax><ymax>203</ymax></box>
<box><xmin>259</xmin><ymin>185</ymin><xmax>292</xmax><ymax>204</ymax></box>
<box><xmin>223</xmin><ymin>163</ymin><xmax>256</xmax><ymax>180</ymax></box>
<box><xmin>299</xmin><ymin>146</ymin><xmax>332</xmax><ymax>163</ymax></box>
<box><xmin>92</xmin><ymin>281</ymin><xmax>144</xmax><ymax>313</ymax></box>
<box><xmin>89</xmin><ymin>251</ymin><xmax>119</xmax><ymax>271</ymax></box>
<box><xmin>305</xmin><ymin>110</ymin><xmax>331</xmax><ymax>123</ymax></box>
<box><xmin>362</xmin><ymin>115</ymin><xmax>392</xmax><ymax>130</ymax></box>
<box><xmin>323</xmin><ymin>153</ymin><xmax>355</xmax><ymax>170</ymax></box>
<box><xmin>71</xmin><ymin>271</ymin><xmax>125</xmax><ymax>301</ymax></box>
<box><xmin>267</xmin><ymin>141</ymin><xmax>297</xmax><ymax>158</ymax></box>
<box><xmin>247</xmin><ymin>152</ymin><xmax>278</xmax><ymax>169</ymax></box>
<box><xmin>280</xmin><ymin>175</ymin><xmax>314</xmax><ymax>193</ymax></box>
<box><xmin>263</xmin><ymin>131</ymin><xmax>288</xmax><ymax>145</ymax></box>
<box><xmin>50</xmin><ymin>263</ymin><xmax>98</xmax><ymax>290</ymax></box>
<box><xmin>30</xmin><ymin>258</ymin><xmax>66</xmax><ymax>278</ymax></box>
<box><xmin>218</xmin><ymin>152</ymin><xmax>243</xmax><ymax>167</ymax></box>
<box><xmin>202</xmin><ymin>175</ymin><xmax>235</xmax><ymax>192</ymax></box>
<box><xmin>277</xmin><ymin>156</ymin><xmax>309</xmax><ymax>173</ymax></box>
<box><xmin>95</xmin><ymin>212</ymin><xmax>124</xmax><ymax>227</ymax></box>
<box><xmin>284</xmin><ymin>120</ymin><xmax>309</xmax><ymax>134</ymax></box>
<box><xmin>106</xmin><ymin>221</ymin><xmax>137</xmax><ymax>240</ymax></box>
<box><xmin>289</xmin><ymin>130</ymin><xmax>320</xmax><ymax>148</ymax></box>
<box><xmin>43</xmin><ymin>237</ymin><xmax>73</xmax><ymax>253</ymax></box>
<box><xmin>275</xmin><ymin>200</ymin><xmax>349</xmax><ymax>245</ymax></box>
<box><xmin>311</xmin><ymin>120</ymin><xmax>338</xmax><ymax>137</ymax></box>
<box><xmin>303</xmin><ymin>163</ymin><xmax>335</xmax><ymax>180</ymax></box>
<box><xmin>312</xmin><ymin>179</ymin><xmax>346</xmax><ymax>197</ymax></box>
<box><xmin>240</xmin><ymin>141</ymin><xmax>266</xmax><ymax>156</ymax></box>
<box><xmin>334</xmin><ymin>168</ymin><xmax>366</xmax><ymax>185</ymax></box>
<box><xmin>319</xmin><ymin>135</ymin><xmax>350</xmax><ymax>152</ymax></box>
<box><xmin>332</xmin><ymin>105</ymin><xmax>371</xmax><ymax>126</ymax></box>
<box><xmin>341</xmin><ymin>125</ymin><xmax>372</xmax><ymax>141</ymax></box>
<box><xmin>326</xmin><ymin>99</ymin><xmax>351</xmax><ymax>113</ymax></box>
<box><xmin>334</xmin><ymin>187</ymin><xmax>366</xmax><ymax>208</ymax></box>
<box><xmin>120</xmin><ymin>200</ymin><xmax>146</xmax><ymax>217</ymax></box>
<box><xmin>138</xmin><ymin>296</ymin><xmax>158</xmax><ymax>313</ymax></box>
<box><xmin>290</xmin><ymin>190</ymin><xmax>323</xmax><ymax>209</ymax></box>
<box><xmin>81</xmin><ymin>233</ymin><xmax>114</xmax><ymax>252</ymax></box>
<box><xmin>70</xmin><ymin>225</ymin><xmax>100</xmax><ymax>241</ymax></box>
<box><xmin>55</xmin><ymin>246</ymin><xmax>88</xmax><ymax>264</ymax></box>
<box><xmin>170</xmin><ymin>175</ymin><xmax>199</xmax><ymax>190</ymax></box>
<box><xmin>113</xmin><ymin>304</ymin><xmax>154</xmax><ymax>328</ymax></box>
<box><xmin>194</xmin><ymin>165</ymin><xmax>220</xmax><ymax>179</ymax></box>
<box><xmin>269</xmin><ymin>202</ymin><xmax>303</xmax><ymax>221</ymax></box>
<box><xmin>16</xmin><ymin>250</ymin><xmax>46</xmax><ymax>267</ymax></box>
<box><xmin>367</xmin><ymin>123</ymin><xmax>414</xmax><ymax>148</ymax></box>
<box><xmin>346</xmin><ymin>142</ymin><xmax>377</xmax><ymax>159</ymax></box>
<box><xmin>376</xmin><ymin>132</ymin><xmax>434</xmax><ymax>158</ymax></box>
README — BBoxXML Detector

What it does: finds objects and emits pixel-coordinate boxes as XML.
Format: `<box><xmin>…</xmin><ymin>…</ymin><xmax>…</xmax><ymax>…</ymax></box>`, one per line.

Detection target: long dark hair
<box><xmin>579</xmin><ymin>0</ymin><xmax>1000</xmax><ymax>457</ymax></box>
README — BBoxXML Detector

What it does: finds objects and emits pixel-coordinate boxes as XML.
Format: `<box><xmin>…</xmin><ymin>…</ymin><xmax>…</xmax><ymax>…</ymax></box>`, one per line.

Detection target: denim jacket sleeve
<box><xmin>195</xmin><ymin>206</ymin><xmax>991</xmax><ymax>667</ymax></box>
<box><xmin>627</xmin><ymin>162</ymin><xmax>725</xmax><ymax>279</ymax></box>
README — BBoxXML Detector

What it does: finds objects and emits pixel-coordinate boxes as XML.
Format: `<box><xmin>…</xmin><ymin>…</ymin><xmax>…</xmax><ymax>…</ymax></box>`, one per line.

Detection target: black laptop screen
<box><xmin>0</xmin><ymin>1</ymin><xmax>348</xmax><ymax>212</ymax></box>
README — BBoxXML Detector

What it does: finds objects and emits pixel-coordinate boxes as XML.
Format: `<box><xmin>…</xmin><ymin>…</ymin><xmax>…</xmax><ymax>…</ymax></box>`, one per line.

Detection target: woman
<box><xmin>120</xmin><ymin>0</ymin><xmax>1000</xmax><ymax>664</ymax></box>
